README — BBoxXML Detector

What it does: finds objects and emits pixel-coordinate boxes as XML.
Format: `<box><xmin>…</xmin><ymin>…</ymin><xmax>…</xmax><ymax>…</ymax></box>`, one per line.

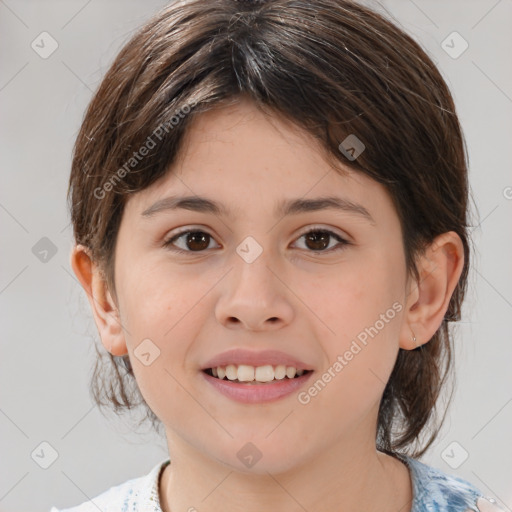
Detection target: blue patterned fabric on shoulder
<box><xmin>396</xmin><ymin>454</ymin><xmax>505</xmax><ymax>512</ymax></box>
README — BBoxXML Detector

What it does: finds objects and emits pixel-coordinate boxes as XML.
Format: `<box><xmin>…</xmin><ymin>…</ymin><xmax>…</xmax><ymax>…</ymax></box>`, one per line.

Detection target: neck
<box><xmin>159</xmin><ymin>431</ymin><xmax>412</xmax><ymax>512</ymax></box>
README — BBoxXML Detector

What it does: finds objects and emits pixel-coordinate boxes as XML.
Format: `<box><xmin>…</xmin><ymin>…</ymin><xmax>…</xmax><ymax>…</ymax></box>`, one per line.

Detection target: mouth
<box><xmin>202</xmin><ymin>364</ymin><xmax>314</xmax><ymax>384</ymax></box>
<box><xmin>199</xmin><ymin>349</ymin><xmax>315</xmax><ymax>402</ymax></box>
<box><xmin>201</xmin><ymin>364</ymin><xmax>314</xmax><ymax>403</ymax></box>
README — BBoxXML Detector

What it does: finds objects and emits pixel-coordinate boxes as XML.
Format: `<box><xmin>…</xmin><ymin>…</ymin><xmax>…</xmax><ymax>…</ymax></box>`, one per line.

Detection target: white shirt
<box><xmin>50</xmin><ymin>458</ymin><xmax>169</xmax><ymax>512</ymax></box>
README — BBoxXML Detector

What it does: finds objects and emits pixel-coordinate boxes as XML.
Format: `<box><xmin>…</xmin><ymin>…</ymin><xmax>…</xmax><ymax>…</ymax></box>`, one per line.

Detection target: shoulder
<box><xmin>398</xmin><ymin>455</ymin><xmax>506</xmax><ymax>512</ymax></box>
<box><xmin>49</xmin><ymin>458</ymin><xmax>170</xmax><ymax>512</ymax></box>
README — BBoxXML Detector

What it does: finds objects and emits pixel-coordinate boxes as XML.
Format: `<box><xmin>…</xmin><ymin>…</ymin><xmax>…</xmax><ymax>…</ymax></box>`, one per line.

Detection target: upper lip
<box><xmin>201</xmin><ymin>349</ymin><xmax>314</xmax><ymax>371</ymax></box>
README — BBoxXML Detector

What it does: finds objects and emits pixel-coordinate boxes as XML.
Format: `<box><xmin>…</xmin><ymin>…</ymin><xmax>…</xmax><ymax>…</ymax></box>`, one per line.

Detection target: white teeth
<box><xmin>255</xmin><ymin>365</ymin><xmax>274</xmax><ymax>382</ymax></box>
<box><xmin>274</xmin><ymin>365</ymin><xmax>287</xmax><ymax>380</ymax></box>
<box><xmin>237</xmin><ymin>364</ymin><xmax>255</xmax><ymax>382</ymax></box>
<box><xmin>286</xmin><ymin>366</ymin><xmax>297</xmax><ymax>379</ymax></box>
<box><xmin>225</xmin><ymin>364</ymin><xmax>238</xmax><ymax>380</ymax></box>
<box><xmin>208</xmin><ymin>364</ymin><xmax>309</xmax><ymax>382</ymax></box>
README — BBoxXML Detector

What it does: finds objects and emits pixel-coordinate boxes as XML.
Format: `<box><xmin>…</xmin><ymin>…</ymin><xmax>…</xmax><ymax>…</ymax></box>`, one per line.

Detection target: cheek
<box><xmin>118</xmin><ymin>260</ymin><xmax>205</xmax><ymax>339</ymax></box>
<box><xmin>302</xmin><ymin>254</ymin><xmax>404</xmax><ymax>400</ymax></box>
<box><xmin>119</xmin><ymin>270</ymin><xmax>199</xmax><ymax>419</ymax></box>
<box><xmin>301</xmin><ymin>259</ymin><xmax>399</xmax><ymax>337</ymax></box>
<box><xmin>118</xmin><ymin>262</ymin><xmax>219</xmax><ymax>404</ymax></box>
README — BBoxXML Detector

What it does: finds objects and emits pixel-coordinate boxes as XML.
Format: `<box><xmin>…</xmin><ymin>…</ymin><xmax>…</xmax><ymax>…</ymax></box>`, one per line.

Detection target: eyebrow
<box><xmin>141</xmin><ymin>195</ymin><xmax>375</xmax><ymax>224</ymax></box>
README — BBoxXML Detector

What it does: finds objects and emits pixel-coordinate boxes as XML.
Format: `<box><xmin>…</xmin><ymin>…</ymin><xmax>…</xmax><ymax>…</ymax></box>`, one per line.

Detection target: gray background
<box><xmin>1</xmin><ymin>0</ymin><xmax>511</xmax><ymax>510</ymax></box>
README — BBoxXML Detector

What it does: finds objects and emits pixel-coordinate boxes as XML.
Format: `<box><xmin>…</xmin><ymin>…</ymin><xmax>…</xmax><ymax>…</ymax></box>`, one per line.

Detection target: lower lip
<box><xmin>201</xmin><ymin>370</ymin><xmax>314</xmax><ymax>403</ymax></box>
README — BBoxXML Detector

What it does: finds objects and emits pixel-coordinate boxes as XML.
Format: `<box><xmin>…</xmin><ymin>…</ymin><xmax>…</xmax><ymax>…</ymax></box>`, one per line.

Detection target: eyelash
<box><xmin>162</xmin><ymin>226</ymin><xmax>351</xmax><ymax>255</ymax></box>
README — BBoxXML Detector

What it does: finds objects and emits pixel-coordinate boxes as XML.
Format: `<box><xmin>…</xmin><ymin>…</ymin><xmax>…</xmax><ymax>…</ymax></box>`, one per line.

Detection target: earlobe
<box><xmin>399</xmin><ymin>231</ymin><xmax>465</xmax><ymax>351</ymax></box>
<box><xmin>70</xmin><ymin>245</ymin><xmax>128</xmax><ymax>357</ymax></box>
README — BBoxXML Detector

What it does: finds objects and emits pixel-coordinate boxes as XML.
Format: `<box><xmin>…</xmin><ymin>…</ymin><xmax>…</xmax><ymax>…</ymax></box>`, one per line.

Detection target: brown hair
<box><xmin>69</xmin><ymin>0</ymin><xmax>473</xmax><ymax>456</ymax></box>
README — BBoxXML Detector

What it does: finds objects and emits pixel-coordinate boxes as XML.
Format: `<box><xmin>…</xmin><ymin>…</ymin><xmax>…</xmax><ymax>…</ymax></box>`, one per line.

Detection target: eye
<box><xmin>163</xmin><ymin>226</ymin><xmax>350</xmax><ymax>255</ymax></box>
<box><xmin>163</xmin><ymin>229</ymin><xmax>219</xmax><ymax>253</ymax></box>
<box><xmin>292</xmin><ymin>227</ymin><xmax>350</xmax><ymax>254</ymax></box>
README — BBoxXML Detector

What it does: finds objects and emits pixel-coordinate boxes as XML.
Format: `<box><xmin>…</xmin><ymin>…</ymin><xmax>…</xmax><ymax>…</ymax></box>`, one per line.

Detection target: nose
<box><xmin>214</xmin><ymin>245</ymin><xmax>295</xmax><ymax>331</ymax></box>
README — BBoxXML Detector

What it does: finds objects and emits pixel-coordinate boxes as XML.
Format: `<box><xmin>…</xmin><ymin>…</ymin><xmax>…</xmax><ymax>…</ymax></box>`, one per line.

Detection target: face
<box><xmin>111</xmin><ymin>99</ymin><xmax>411</xmax><ymax>474</ymax></box>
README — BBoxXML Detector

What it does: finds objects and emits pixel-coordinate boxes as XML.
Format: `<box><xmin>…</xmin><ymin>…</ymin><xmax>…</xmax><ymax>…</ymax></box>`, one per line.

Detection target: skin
<box><xmin>71</xmin><ymin>98</ymin><xmax>465</xmax><ymax>512</ymax></box>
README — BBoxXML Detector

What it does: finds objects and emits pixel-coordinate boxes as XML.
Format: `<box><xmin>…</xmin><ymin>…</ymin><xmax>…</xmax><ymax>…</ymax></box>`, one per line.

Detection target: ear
<box><xmin>70</xmin><ymin>244</ymin><xmax>128</xmax><ymax>356</ymax></box>
<box><xmin>400</xmin><ymin>231</ymin><xmax>465</xmax><ymax>350</ymax></box>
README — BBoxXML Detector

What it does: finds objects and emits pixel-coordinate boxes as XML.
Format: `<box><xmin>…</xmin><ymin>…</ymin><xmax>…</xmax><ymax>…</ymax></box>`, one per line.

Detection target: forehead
<box><xmin>125</xmin><ymin>99</ymin><xmax>395</xmax><ymax>225</ymax></box>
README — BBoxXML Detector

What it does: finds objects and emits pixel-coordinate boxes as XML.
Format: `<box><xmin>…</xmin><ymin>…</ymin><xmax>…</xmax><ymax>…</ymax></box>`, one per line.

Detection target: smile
<box><xmin>201</xmin><ymin>365</ymin><xmax>314</xmax><ymax>403</ymax></box>
<box><xmin>204</xmin><ymin>364</ymin><xmax>311</xmax><ymax>383</ymax></box>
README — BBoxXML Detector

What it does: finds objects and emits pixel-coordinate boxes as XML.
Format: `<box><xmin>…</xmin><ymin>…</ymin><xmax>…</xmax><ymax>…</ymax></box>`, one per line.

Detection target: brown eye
<box><xmin>163</xmin><ymin>227</ymin><xmax>349</xmax><ymax>255</ymax></box>
<box><xmin>304</xmin><ymin>231</ymin><xmax>331</xmax><ymax>251</ymax></box>
<box><xmin>164</xmin><ymin>230</ymin><xmax>218</xmax><ymax>252</ymax></box>
<box><xmin>294</xmin><ymin>229</ymin><xmax>349</xmax><ymax>253</ymax></box>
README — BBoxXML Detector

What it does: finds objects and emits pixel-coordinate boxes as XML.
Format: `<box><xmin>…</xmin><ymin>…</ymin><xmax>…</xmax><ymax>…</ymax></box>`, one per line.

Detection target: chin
<box><xmin>214</xmin><ymin>440</ymin><xmax>310</xmax><ymax>476</ymax></box>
